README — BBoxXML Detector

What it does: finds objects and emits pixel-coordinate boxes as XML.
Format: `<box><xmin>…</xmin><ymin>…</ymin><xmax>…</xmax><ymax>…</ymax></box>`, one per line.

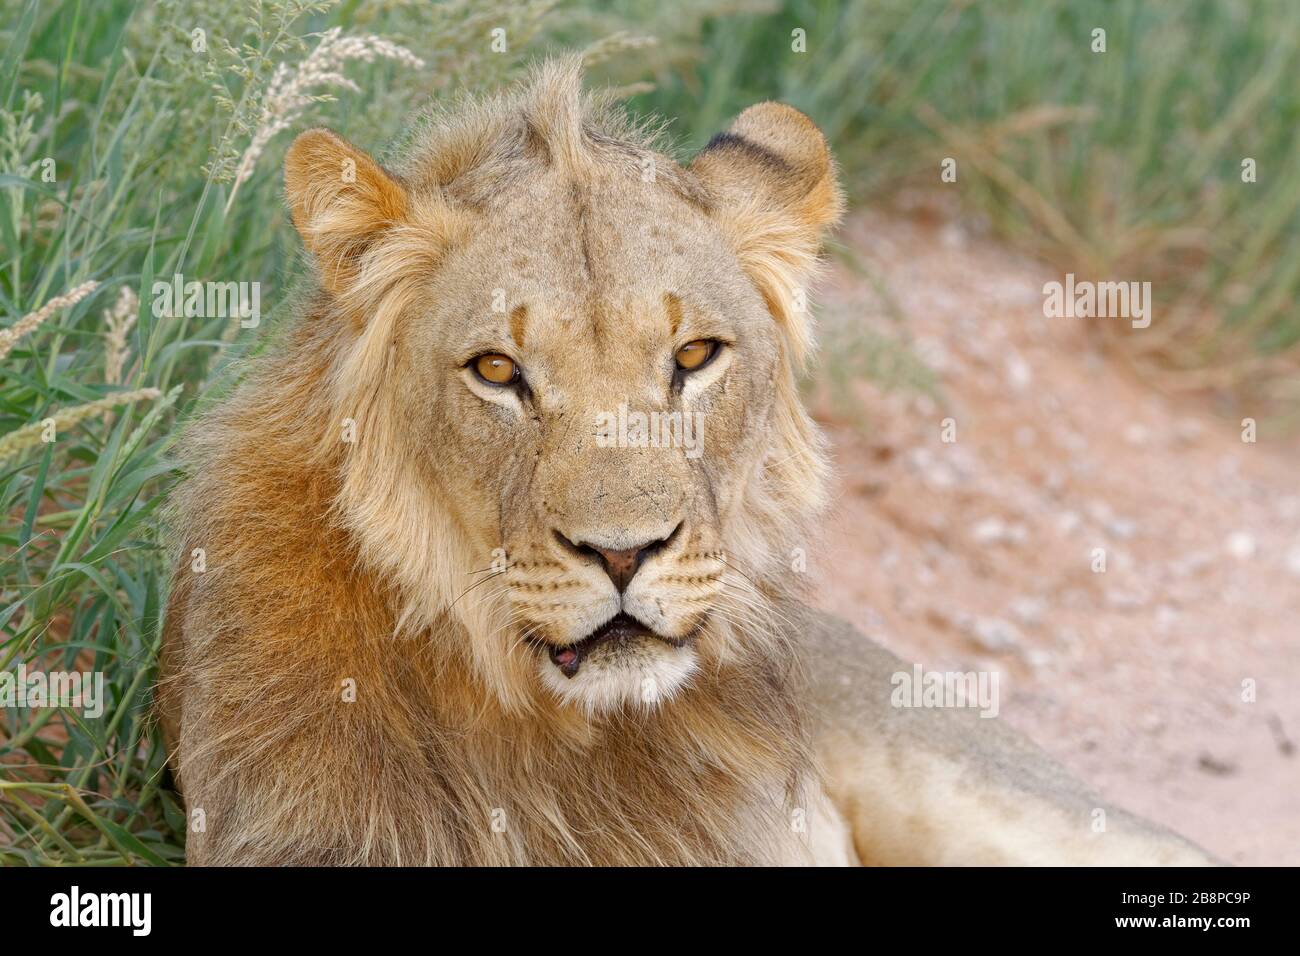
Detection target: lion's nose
<box><xmin>555</xmin><ymin>527</ymin><xmax>678</xmax><ymax>592</ymax></box>
<box><xmin>588</xmin><ymin>544</ymin><xmax>650</xmax><ymax>592</ymax></box>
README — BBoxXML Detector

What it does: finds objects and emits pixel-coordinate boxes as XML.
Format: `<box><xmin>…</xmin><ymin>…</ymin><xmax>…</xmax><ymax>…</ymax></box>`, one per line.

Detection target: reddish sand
<box><xmin>810</xmin><ymin>209</ymin><xmax>1300</xmax><ymax>865</ymax></box>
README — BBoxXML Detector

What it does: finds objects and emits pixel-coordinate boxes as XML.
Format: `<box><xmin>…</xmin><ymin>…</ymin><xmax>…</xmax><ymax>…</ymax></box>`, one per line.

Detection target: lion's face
<box><xmin>284</xmin><ymin>63</ymin><xmax>841</xmax><ymax>714</ymax></box>
<box><xmin>394</xmin><ymin>168</ymin><xmax>785</xmax><ymax>710</ymax></box>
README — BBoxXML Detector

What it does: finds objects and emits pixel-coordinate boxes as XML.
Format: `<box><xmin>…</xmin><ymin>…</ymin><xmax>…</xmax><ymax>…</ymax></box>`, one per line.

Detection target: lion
<box><xmin>158</xmin><ymin>58</ymin><xmax>1215</xmax><ymax>866</ymax></box>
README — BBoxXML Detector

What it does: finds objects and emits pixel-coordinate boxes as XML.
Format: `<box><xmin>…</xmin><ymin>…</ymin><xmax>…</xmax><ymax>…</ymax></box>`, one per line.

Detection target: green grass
<box><xmin>2</xmin><ymin>0</ymin><xmax>1297</xmax><ymax>864</ymax></box>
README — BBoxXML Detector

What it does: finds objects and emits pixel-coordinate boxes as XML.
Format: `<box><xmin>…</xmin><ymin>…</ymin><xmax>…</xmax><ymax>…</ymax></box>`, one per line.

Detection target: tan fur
<box><xmin>160</xmin><ymin>59</ymin><xmax>1214</xmax><ymax>866</ymax></box>
<box><xmin>802</xmin><ymin>609</ymin><xmax>1215</xmax><ymax>865</ymax></box>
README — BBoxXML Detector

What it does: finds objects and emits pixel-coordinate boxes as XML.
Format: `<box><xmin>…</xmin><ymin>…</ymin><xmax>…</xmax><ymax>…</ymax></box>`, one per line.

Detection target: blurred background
<box><xmin>1</xmin><ymin>0</ymin><xmax>1297</xmax><ymax>864</ymax></box>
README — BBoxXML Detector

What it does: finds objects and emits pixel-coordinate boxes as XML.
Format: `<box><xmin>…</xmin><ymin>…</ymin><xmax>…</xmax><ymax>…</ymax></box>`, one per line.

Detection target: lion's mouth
<box><xmin>534</xmin><ymin>613</ymin><xmax>690</xmax><ymax>678</ymax></box>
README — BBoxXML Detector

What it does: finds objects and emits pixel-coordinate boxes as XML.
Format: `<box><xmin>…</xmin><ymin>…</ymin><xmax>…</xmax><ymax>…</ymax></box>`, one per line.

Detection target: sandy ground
<box><xmin>809</xmin><ymin>208</ymin><xmax>1300</xmax><ymax>866</ymax></box>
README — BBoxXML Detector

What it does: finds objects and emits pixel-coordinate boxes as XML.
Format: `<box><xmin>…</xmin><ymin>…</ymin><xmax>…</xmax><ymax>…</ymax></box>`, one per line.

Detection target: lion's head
<box><xmin>281</xmin><ymin>59</ymin><xmax>841</xmax><ymax>715</ymax></box>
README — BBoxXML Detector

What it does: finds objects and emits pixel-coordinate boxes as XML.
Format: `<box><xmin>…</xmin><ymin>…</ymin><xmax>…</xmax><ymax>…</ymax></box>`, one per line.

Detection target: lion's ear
<box><xmin>284</xmin><ymin>128</ymin><xmax>409</xmax><ymax>295</ymax></box>
<box><xmin>691</xmin><ymin>104</ymin><xmax>843</xmax><ymax>366</ymax></box>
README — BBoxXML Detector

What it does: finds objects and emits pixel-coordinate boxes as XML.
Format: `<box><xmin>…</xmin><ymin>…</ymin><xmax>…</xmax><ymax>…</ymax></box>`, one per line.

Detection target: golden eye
<box><xmin>472</xmin><ymin>353</ymin><xmax>519</xmax><ymax>386</ymax></box>
<box><xmin>674</xmin><ymin>339</ymin><xmax>717</xmax><ymax>371</ymax></box>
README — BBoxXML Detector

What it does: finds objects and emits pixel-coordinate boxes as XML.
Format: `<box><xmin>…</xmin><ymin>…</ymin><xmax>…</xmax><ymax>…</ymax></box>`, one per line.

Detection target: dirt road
<box><xmin>811</xmin><ymin>209</ymin><xmax>1300</xmax><ymax>865</ymax></box>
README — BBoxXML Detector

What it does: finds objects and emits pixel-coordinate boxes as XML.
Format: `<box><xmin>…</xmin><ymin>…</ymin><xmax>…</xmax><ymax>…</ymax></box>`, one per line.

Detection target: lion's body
<box><xmin>159</xmin><ymin>60</ymin><xmax>1212</xmax><ymax>866</ymax></box>
<box><xmin>803</xmin><ymin>610</ymin><xmax>1215</xmax><ymax>864</ymax></box>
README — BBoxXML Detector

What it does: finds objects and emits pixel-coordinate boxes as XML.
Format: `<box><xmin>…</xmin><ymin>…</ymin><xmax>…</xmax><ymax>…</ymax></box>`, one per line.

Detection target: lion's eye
<box><xmin>674</xmin><ymin>339</ymin><xmax>718</xmax><ymax>372</ymax></box>
<box><xmin>471</xmin><ymin>353</ymin><xmax>520</xmax><ymax>386</ymax></box>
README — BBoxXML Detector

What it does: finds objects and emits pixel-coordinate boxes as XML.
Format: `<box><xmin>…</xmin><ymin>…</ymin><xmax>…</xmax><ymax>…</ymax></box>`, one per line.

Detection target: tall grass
<box><xmin>2</xmin><ymin>0</ymin><xmax>1296</xmax><ymax>864</ymax></box>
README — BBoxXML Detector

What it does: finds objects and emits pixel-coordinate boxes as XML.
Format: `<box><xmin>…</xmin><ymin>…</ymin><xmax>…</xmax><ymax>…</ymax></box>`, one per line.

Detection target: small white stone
<box><xmin>1154</xmin><ymin>605</ymin><xmax>1179</xmax><ymax>630</ymax></box>
<box><xmin>1005</xmin><ymin>352</ymin><xmax>1033</xmax><ymax>391</ymax></box>
<box><xmin>913</xmin><ymin>336</ymin><xmax>951</xmax><ymax>373</ymax></box>
<box><xmin>1225</xmin><ymin>532</ymin><xmax>1256</xmax><ymax>560</ymax></box>
<box><xmin>966</xmin><ymin>616</ymin><xmax>1023</xmax><ymax>653</ymax></box>
<box><xmin>1107</xmin><ymin>517</ymin><xmax>1138</xmax><ymax>540</ymax></box>
<box><xmin>1008</xmin><ymin>596</ymin><xmax>1047</xmax><ymax>627</ymax></box>
<box><xmin>1025</xmin><ymin>649</ymin><xmax>1053</xmax><ymax>671</ymax></box>
<box><xmin>1105</xmin><ymin>589</ymin><xmax>1147</xmax><ymax>611</ymax></box>
<box><xmin>971</xmin><ymin>517</ymin><xmax>1028</xmax><ymax>547</ymax></box>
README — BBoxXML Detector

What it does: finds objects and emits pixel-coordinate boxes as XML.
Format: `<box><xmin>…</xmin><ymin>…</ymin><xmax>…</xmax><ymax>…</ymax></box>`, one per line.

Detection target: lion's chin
<box><xmin>534</xmin><ymin>614</ymin><xmax>700</xmax><ymax>714</ymax></box>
